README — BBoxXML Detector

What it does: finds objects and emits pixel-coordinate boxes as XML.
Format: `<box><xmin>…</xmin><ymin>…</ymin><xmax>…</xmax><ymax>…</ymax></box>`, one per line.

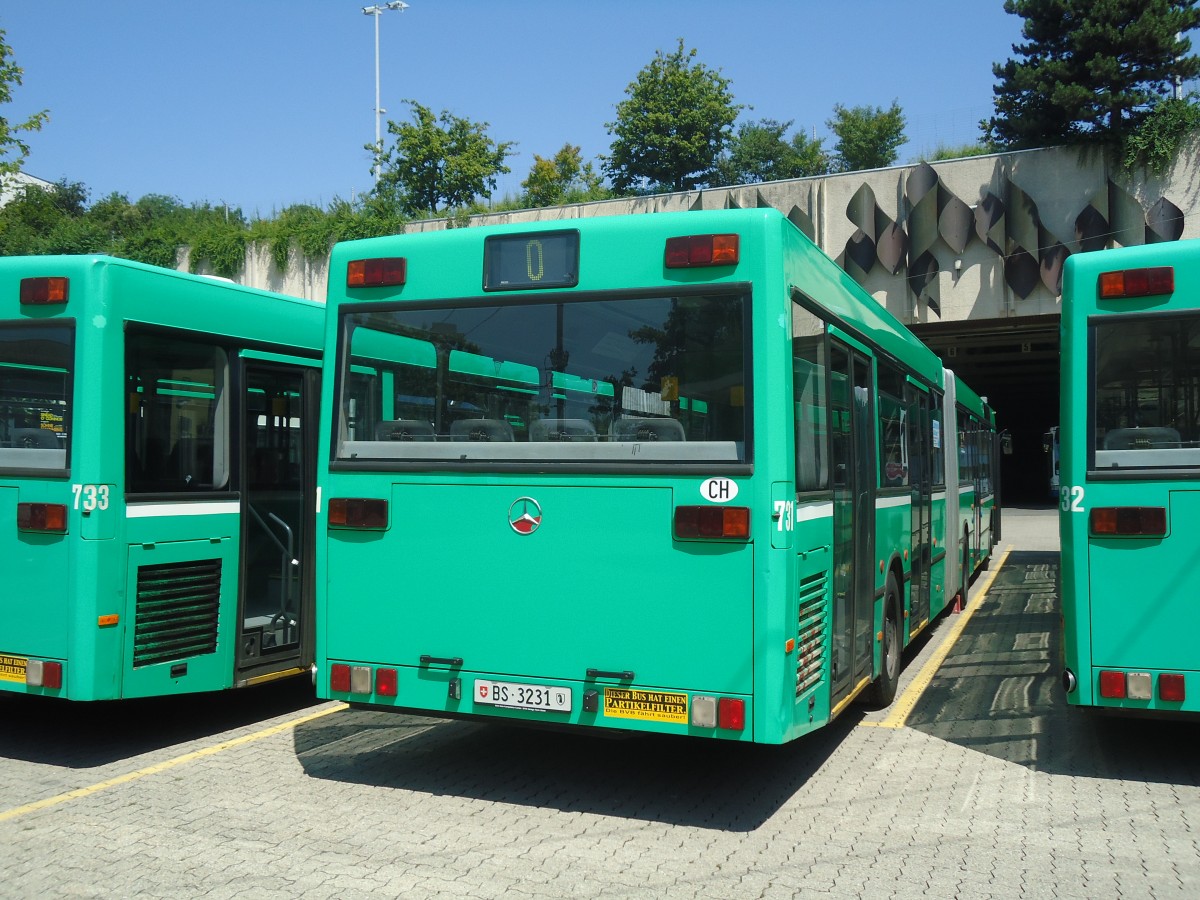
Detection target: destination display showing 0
<box><xmin>474</xmin><ymin>679</ymin><xmax>572</xmax><ymax>712</ymax></box>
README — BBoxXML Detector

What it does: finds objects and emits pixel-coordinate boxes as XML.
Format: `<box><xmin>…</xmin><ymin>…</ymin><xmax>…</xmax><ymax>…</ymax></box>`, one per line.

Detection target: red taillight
<box><xmin>674</xmin><ymin>505</ymin><xmax>750</xmax><ymax>540</ymax></box>
<box><xmin>17</xmin><ymin>502</ymin><xmax>68</xmax><ymax>533</ymax></box>
<box><xmin>330</xmin><ymin>663</ymin><xmax>351</xmax><ymax>693</ymax></box>
<box><xmin>717</xmin><ymin>697</ymin><xmax>745</xmax><ymax>731</ymax></box>
<box><xmin>20</xmin><ymin>276</ymin><xmax>69</xmax><ymax>305</ymax></box>
<box><xmin>1159</xmin><ymin>673</ymin><xmax>1186</xmax><ymax>702</ymax></box>
<box><xmin>347</xmin><ymin>257</ymin><xmax>407</xmax><ymax>288</ymax></box>
<box><xmin>664</xmin><ymin>234</ymin><xmax>740</xmax><ymax>268</ymax></box>
<box><xmin>1099</xmin><ymin>670</ymin><xmax>1127</xmax><ymax>699</ymax></box>
<box><xmin>328</xmin><ymin>498</ymin><xmax>388</xmax><ymax>529</ymax></box>
<box><xmin>376</xmin><ymin>667</ymin><xmax>398</xmax><ymax>697</ymax></box>
<box><xmin>1089</xmin><ymin>506</ymin><xmax>1166</xmax><ymax>537</ymax></box>
<box><xmin>41</xmin><ymin>661</ymin><xmax>62</xmax><ymax>690</ymax></box>
<box><xmin>1098</xmin><ymin>266</ymin><xmax>1174</xmax><ymax>299</ymax></box>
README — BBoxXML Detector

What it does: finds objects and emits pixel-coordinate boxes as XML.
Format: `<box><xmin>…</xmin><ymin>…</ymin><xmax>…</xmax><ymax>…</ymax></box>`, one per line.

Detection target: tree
<box><xmin>715</xmin><ymin>119</ymin><xmax>831</xmax><ymax>185</ymax></box>
<box><xmin>984</xmin><ymin>0</ymin><xmax>1200</xmax><ymax>149</ymax></box>
<box><xmin>0</xmin><ymin>29</ymin><xmax>49</xmax><ymax>188</ymax></box>
<box><xmin>521</xmin><ymin>144</ymin><xmax>607</xmax><ymax>208</ymax></box>
<box><xmin>827</xmin><ymin>102</ymin><xmax>907</xmax><ymax>173</ymax></box>
<box><xmin>603</xmin><ymin>39</ymin><xmax>741</xmax><ymax>193</ymax></box>
<box><xmin>372</xmin><ymin>100</ymin><xmax>515</xmax><ymax>217</ymax></box>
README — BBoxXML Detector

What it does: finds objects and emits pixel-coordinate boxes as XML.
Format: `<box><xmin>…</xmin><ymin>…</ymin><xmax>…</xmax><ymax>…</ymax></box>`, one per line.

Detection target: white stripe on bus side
<box><xmin>876</xmin><ymin>495</ymin><xmax>910</xmax><ymax>510</ymax></box>
<box><xmin>794</xmin><ymin>501</ymin><xmax>833</xmax><ymax>522</ymax></box>
<box><xmin>126</xmin><ymin>501</ymin><xmax>241</xmax><ymax>518</ymax></box>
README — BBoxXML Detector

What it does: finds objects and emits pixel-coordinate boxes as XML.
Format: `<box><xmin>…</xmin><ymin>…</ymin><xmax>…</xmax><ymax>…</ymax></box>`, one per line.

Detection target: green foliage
<box><xmin>715</xmin><ymin>119</ymin><xmax>831</xmax><ymax>185</ymax></box>
<box><xmin>985</xmin><ymin>0</ymin><xmax>1200</xmax><ymax>149</ymax></box>
<box><xmin>1121</xmin><ymin>95</ymin><xmax>1200</xmax><ymax>171</ymax></box>
<box><xmin>828</xmin><ymin>101</ymin><xmax>907</xmax><ymax>173</ymax></box>
<box><xmin>604</xmin><ymin>39</ymin><xmax>742</xmax><ymax>193</ymax></box>
<box><xmin>922</xmin><ymin>143</ymin><xmax>994</xmax><ymax>162</ymax></box>
<box><xmin>0</xmin><ymin>180</ymin><xmax>410</xmax><ymax>277</ymax></box>
<box><xmin>521</xmin><ymin>144</ymin><xmax>609</xmax><ymax>208</ymax></box>
<box><xmin>189</xmin><ymin>220</ymin><xmax>248</xmax><ymax>278</ymax></box>
<box><xmin>0</xmin><ymin>28</ymin><xmax>49</xmax><ymax>187</ymax></box>
<box><xmin>254</xmin><ymin>204</ymin><xmax>335</xmax><ymax>272</ymax></box>
<box><xmin>372</xmin><ymin>100</ymin><xmax>515</xmax><ymax>217</ymax></box>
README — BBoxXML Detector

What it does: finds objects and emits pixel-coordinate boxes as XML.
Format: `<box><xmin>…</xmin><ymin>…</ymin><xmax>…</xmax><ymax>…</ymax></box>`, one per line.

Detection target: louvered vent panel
<box><xmin>134</xmin><ymin>559</ymin><xmax>221</xmax><ymax>668</ymax></box>
<box><xmin>796</xmin><ymin>571</ymin><xmax>828</xmax><ymax>697</ymax></box>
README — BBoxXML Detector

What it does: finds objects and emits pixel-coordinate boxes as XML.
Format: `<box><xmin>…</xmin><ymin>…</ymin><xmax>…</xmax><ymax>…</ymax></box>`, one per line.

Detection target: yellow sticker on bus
<box><xmin>0</xmin><ymin>654</ymin><xmax>27</xmax><ymax>683</ymax></box>
<box><xmin>603</xmin><ymin>688</ymin><xmax>688</xmax><ymax>723</ymax></box>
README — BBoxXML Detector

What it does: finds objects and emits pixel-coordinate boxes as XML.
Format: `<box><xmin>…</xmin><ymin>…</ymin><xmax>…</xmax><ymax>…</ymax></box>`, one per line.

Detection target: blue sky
<box><xmin>3</xmin><ymin>1</ymin><xmax>1027</xmax><ymax>217</ymax></box>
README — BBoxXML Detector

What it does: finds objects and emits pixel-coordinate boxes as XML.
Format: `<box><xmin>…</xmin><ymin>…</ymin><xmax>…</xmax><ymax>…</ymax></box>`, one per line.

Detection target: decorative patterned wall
<box><xmin>199</xmin><ymin>140</ymin><xmax>1200</xmax><ymax>316</ymax></box>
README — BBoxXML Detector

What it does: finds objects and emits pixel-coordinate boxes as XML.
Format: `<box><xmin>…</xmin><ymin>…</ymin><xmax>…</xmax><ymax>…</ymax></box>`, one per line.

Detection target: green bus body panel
<box><xmin>2</xmin><ymin>484</ymin><xmax>71</xmax><ymax>657</ymax></box>
<box><xmin>0</xmin><ymin>255</ymin><xmax>324</xmax><ymax>700</ymax></box>
<box><xmin>318</xmin><ymin>209</ymin><xmax>995</xmax><ymax>742</ymax></box>
<box><xmin>327</xmin><ymin>483</ymin><xmax>753</xmax><ymax>692</ymax></box>
<box><xmin>1060</xmin><ymin>239</ymin><xmax>1200</xmax><ymax>712</ymax></box>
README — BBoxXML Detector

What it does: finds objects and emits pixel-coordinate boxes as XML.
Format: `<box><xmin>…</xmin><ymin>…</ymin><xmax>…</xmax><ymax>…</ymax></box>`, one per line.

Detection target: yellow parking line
<box><xmin>0</xmin><ymin>702</ymin><xmax>347</xmax><ymax>824</ymax></box>
<box><xmin>861</xmin><ymin>547</ymin><xmax>1012</xmax><ymax>729</ymax></box>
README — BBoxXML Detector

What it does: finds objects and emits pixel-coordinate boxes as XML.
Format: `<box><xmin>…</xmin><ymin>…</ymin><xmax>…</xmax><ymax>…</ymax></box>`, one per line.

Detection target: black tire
<box><xmin>864</xmin><ymin>572</ymin><xmax>902</xmax><ymax>708</ymax></box>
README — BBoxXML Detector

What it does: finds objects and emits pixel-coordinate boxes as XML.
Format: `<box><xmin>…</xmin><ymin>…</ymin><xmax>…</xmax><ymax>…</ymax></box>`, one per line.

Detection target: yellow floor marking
<box><xmin>860</xmin><ymin>547</ymin><xmax>1012</xmax><ymax>729</ymax></box>
<box><xmin>0</xmin><ymin>702</ymin><xmax>347</xmax><ymax>824</ymax></box>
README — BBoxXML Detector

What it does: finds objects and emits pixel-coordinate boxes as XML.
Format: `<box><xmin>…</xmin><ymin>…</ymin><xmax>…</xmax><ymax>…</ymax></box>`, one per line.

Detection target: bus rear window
<box><xmin>1092</xmin><ymin>313</ymin><xmax>1200</xmax><ymax>471</ymax></box>
<box><xmin>335</xmin><ymin>291</ymin><xmax>748</xmax><ymax>466</ymax></box>
<box><xmin>0</xmin><ymin>324</ymin><xmax>72</xmax><ymax>471</ymax></box>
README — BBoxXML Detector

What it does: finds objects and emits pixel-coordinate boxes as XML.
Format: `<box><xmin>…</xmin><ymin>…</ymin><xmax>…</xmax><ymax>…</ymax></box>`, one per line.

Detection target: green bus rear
<box><xmin>317</xmin><ymin>209</ymin><xmax>996</xmax><ymax>743</ymax></box>
<box><xmin>0</xmin><ymin>256</ymin><xmax>323</xmax><ymax>700</ymax></box>
<box><xmin>1060</xmin><ymin>238</ymin><xmax>1200</xmax><ymax>713</ymax></box>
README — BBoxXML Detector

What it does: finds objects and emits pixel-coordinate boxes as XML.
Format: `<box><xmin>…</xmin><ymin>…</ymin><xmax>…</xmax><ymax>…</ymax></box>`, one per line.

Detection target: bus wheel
<box><xmin>865</xmin><ymin>573</ymin><xmax>902</xmax><ymax>708</ymax></box>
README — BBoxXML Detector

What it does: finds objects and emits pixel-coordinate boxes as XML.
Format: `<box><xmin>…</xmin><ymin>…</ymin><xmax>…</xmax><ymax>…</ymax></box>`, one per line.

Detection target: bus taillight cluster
<box><xmin>664</xmin><ymin>234</ymin><xmax>739</xmax><ymax>268</ymax></box>
<box><xmin>19</xmin><ymin>276</ymin><xmax>69</xmax><ymax>305</ymax></box>
<box><xmin>330</xmin><ymin>663</ymin><xmax>398</xmax><ymax>697</ymax></box>
<box><xmin>1098</xmin><ymin>670</ymin><xmax>1185</xmax><ymax>703</ymax></box>
<box><xmin>673</xmin><ymin>505</ymin><xmax>750</xmax><ymax>540</ymax></box>
<box><xmin>25</xmin><ymin>659</ymin><xmax>63</xmax><ymax>690</ymax></box>
<box><xmin>1089</xmin><ymin>506</ymin><xmax>1166</xmax><ymax>537</ymax></box>
<box><xmin>1097</xmin><ymin>266</ymin><xmax>1174</xmax><ymax>299</ymax></box>
<box><xmin>17</xmin><ymin>502</ymin><xmax>67</xmax><ymax>533</ymax></box>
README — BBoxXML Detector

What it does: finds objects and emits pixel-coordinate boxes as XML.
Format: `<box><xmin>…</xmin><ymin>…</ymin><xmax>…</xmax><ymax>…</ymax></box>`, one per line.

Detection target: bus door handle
<box><xmin>420</xmin><ymin>655</ymin><xmax>463</xmax><ymax>667</ymax></box>
<box><xmin>586</xmin><ymin>669</ymin><xmax>635</xmax><ymax>681</ymax></box>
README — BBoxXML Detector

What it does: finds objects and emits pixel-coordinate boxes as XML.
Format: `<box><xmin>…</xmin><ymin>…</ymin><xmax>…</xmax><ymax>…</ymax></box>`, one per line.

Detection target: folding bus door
<box><xmin>907</xmin><ymin>383</ymin><xmax>932</xmax><ymax>632</ymax></box>
<box><xmin>829</xmin><ymin>342</ymin><xmax>876</xmax><ymax>706</ymax></box>
<box><xmin>237</xmin><ymin>362</ymin><xmax>318</xmax><ymax>679</ymax></box>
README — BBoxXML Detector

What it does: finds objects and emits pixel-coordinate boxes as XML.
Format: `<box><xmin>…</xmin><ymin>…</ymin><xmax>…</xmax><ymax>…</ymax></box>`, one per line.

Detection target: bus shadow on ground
<box><xmin>906</xmin><ymin>550</ymin><xmax>1200</xmax><ymax>787</ymax></box>
<box><xmin>294</xmin><ymin>707</ymin><xmax>859</xmax><ymax>832</ymax></box>
<box><xmin>0</xmin><ymin>677</ymin><xmax>317</xmax><ymax>769</ymax></box>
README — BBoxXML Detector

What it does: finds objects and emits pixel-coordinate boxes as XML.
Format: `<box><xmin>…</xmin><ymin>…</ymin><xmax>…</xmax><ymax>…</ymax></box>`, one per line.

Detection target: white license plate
<box><xmin>474</xmin><ymin>679</ymin><xmax>572</xmax><ymax>713</ymax></box>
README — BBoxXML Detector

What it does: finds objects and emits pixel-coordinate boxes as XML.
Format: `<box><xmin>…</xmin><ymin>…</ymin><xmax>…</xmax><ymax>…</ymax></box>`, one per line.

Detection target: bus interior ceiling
<box><xmin>912</xmin><ymin>314</ymin><xmax>1060</xmax><ymax>506</ymax></box>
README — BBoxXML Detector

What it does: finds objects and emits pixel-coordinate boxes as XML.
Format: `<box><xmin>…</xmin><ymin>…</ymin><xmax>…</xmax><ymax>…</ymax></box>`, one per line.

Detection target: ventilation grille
<box><xmin>796</xmin><ymin>571</ymin><xmax>828</xmax><ymax>697</ymax></box>
<box><xmin>134</xmin><ymin>559</ymin><xmax>221</xmax><ymax>668</ymax></box>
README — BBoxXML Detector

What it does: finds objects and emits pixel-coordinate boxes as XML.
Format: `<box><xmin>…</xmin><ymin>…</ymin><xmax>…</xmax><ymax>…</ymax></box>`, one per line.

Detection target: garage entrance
<box><xmin>912</xmin><ymin>314</ymin><xmax>1060</xmax><ymax>505</ymax></box>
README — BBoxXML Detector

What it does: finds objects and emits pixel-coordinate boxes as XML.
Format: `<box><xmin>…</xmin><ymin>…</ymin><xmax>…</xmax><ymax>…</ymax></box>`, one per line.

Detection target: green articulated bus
<box><xmin>317</xmin><ymin>208</ymin><xmax>997</xmax><ymax>743</ymax></box>
<box><xmin>1060</xmin><ymin>238</ymin><xmax>1200</xmax><ymax>714</ymax></box>
<box><xmin>0</xmin><ymin>256</ymin><xmax>323</xmax><ymax>700</ymax></box>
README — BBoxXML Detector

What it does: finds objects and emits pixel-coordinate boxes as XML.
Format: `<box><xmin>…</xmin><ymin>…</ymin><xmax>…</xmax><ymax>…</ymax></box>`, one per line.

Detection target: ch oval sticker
<box><xmin>699</xmin><ymin>477</ymin><xmax>739</xmax><ymax>503</ymax></box>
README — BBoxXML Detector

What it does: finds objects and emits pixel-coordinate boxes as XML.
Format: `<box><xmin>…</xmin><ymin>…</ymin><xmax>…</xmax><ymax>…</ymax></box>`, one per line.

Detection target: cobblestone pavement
<box><xmin>3</xmin><ymin>506</ymin><xmax>1199</xmax><ymax>898</ymax></box>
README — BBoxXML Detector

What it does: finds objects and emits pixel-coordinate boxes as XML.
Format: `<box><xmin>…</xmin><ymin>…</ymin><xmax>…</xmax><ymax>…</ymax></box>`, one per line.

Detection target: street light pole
<box><xmin>362</xmin><ymin>2</ymin><xmax>409</xmax><ymax>186</ymax></box>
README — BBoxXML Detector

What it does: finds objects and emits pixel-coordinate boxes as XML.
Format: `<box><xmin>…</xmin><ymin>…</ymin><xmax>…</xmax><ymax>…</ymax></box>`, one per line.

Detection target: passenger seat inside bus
<box><xmin>609</xmin><ymin>417</ymin><xmax>685</xmax><ymax>442</ymax></box>
<box><xmin>375</xmin><ymin>419</ymin><xmax>436</xmax><ymax>441</ymax></box>
<box><xmin>449</xmin><ymin>418</ymin><xmax>514</xmax><ymax>441</ymax></box>
<box><xmin>1102</xmin><ymin>426</ymin><xmax>1182</xmax><ymax>449</ymax></box>
<box><xmin>530</xmin><ymin>418</ymin><xmax>597</xmax><ymax>441</ymax></box>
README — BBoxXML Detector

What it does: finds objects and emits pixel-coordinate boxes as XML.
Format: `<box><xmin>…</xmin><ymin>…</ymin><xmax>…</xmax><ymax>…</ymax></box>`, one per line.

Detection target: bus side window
<box><xmin>791</xmin><ymin>301</ymin><xmax>828</xmax><ymax>493</ymax></box>
<box><xmin>877</xmin><ymin>362</ymin><xmax>907</xmax><ymax>487</ymax></box>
